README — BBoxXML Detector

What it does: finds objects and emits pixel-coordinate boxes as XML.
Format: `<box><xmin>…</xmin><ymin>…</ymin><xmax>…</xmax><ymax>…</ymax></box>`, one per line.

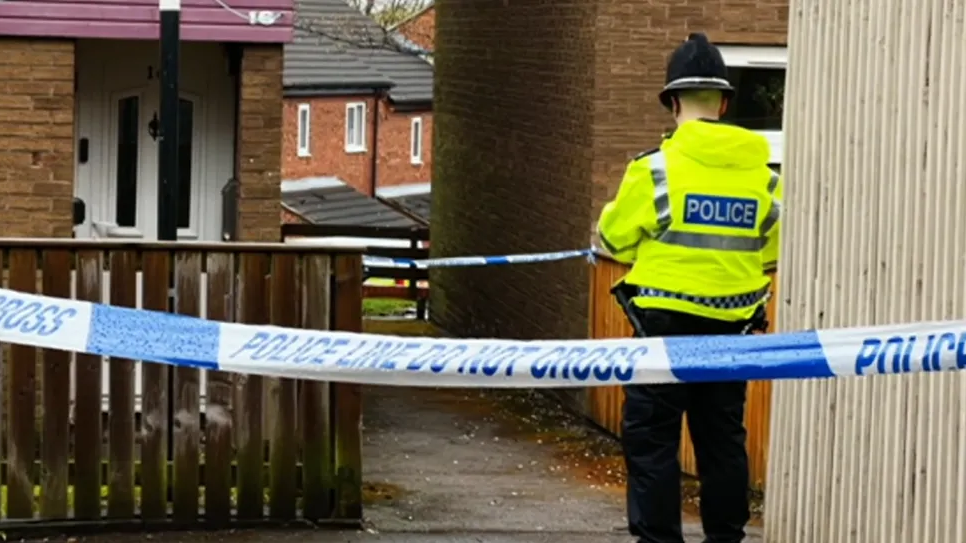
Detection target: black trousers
<box><xmin>622</xmin><ymin>308</ymin><xmax>750</xmax><ymax>543</ymax></box>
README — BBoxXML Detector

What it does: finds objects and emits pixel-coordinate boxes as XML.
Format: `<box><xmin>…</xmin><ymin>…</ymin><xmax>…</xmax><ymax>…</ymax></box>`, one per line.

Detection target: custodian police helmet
<box><xmin>658</xmin><ymin>32</ymin><xmax>735</xmax><ymax>110</ymax></box>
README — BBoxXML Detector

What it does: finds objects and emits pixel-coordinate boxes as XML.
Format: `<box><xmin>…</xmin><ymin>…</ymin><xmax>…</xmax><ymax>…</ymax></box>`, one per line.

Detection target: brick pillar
<box><xmin>432</xmin><ymin>1</ymin><xmax>596</xmax><ymax>340</ymax></box>
<box><xmin>236</xmin><ymin>44</ymin><xmax>283</xmax><ymax>242</ymax></box>
<box><xmin>0</xmin><ymin>38</ymin><xmax>75</xmax><ymax>238</ymax></box>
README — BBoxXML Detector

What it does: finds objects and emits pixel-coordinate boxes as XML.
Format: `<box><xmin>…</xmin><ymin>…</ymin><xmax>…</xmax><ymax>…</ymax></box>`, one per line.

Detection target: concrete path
<box><xmin>49</xmin><ymin>319</ymin><xmax>763</xmax><ymax>542</ymax></box>
<box><xmin>359</xmin><ymin>386</ymin><xmax>633</xmax><ymax>539</ymax></box>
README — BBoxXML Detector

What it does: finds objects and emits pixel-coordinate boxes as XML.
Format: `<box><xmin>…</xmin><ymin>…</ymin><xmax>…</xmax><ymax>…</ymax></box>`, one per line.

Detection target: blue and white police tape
<box><xmin>362</xmin><ymin>248</ymin><xmax>596</xmax><ymax>269</ymax></box>
<box><xmin>0</xmin><ymin>287</ymin><xmax>962</xmax><ymax>387</ymax></box>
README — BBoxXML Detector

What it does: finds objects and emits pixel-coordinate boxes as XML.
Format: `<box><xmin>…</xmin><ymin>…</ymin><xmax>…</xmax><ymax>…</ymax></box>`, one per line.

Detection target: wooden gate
<box><xmin>0</xmin><ymin>240</ymin><xmax>363</xmax><ymax>531</ymax></box>
<box><xmin>587</xmin><ymin>255</ymin><xmax>776</xmax><ymax>490</ymax></box>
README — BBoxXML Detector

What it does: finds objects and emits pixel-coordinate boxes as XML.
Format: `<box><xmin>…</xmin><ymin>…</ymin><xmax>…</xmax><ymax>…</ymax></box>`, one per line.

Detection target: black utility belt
<box><xmin>635</xmin><ymin>286</ymin><xmax>769</xmax><ymax>311</ymax></box>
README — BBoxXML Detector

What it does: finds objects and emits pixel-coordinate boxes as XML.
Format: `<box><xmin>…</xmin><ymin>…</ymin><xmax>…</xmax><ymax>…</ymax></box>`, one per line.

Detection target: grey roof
<box><xmin>381</xmin><ymin>193</ymin><xmax>430</xmax><ymax>225</ymax></box>
<box><xmin>286</xmin><ymin>0</ymin><xmax>433</xmax><ymax>104</ymax></box>
<box><xmin>282</xmin><ymin>177</ymin><xmax>420</xmax><ymax>228</ymax></box>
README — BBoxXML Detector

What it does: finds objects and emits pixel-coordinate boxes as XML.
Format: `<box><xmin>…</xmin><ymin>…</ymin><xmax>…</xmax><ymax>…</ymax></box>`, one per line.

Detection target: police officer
<box><xmin>596</xmin><ymin>33</ymin><xmax>781</xmax><ymax>543</ymax></box>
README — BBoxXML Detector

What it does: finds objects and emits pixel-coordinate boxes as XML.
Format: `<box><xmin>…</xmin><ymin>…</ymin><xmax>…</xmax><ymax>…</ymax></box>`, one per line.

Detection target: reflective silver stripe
<box><xmin>658</xmin><ymin>231</ymin><xmax>768</xmax><ymax>251</ymax></box>
<box><xmin>598</xmin><ymin>228</ymin><xmax>637</xmax><ymax>255</ymax></box>
<box><xmin>760</xmin><ymin>200</ymin><xmax>781</xmax><ymax>235</ymax></box>
<box><xmin>767</xmin><ymin>169</ymin><xmax>780</xmax><ymax>193</ymax></box>
<box><xmin>759</xmin><ymin>170</ymin><xmax>781</xmax><ymax>235</ymax></box>
<box><xmin>647</xmin><ymin>152</ymin><xmax>672</xmax><ymax>236</ymax></box>
<box><xmin>664</xmin><ymin>76</ymin><xmax>732</xmax><ymax>88</ymax></box>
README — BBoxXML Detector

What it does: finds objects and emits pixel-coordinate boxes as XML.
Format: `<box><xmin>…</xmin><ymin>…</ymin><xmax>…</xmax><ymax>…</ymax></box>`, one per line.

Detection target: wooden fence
<box><xmin>282</xmin><ymin>223</ymin><xmax>430</xmax><ymax>319</ymax></box>
<box><xmin>0</xmin><ymin>240</ymin><xmax>363</xmax><ymax>531</ymax></box>
<box><xmin>587</xmin><ymin>256</ymin><xmax>777</xmax><ymax>490</ymax></box>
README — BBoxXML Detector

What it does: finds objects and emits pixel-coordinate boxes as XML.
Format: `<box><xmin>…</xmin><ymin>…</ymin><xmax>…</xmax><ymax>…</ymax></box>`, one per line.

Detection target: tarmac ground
<box><xmin>28</xmin><ymin>321</ymin><xmax>763</xmax><ymax>542</ymax></box>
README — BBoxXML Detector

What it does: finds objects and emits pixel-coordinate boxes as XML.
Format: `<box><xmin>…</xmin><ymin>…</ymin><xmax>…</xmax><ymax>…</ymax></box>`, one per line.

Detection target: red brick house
<box><xmin>390</xmin><ymin>1</ymin><xmax>434</xmax><ymax>61</ymax></box>
<box><xmin>280</xmin><ymin>0</ymin><xmax>433</xmax><ymax>227</ymax></box>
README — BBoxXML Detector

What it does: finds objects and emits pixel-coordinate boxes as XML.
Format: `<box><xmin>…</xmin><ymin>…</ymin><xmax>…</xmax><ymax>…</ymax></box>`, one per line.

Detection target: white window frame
<box><xmin>719</xmin><ymin>45</ymin><xmax>787</xmax><ymax>165</ymax></box>
<box><xmin>296</xmin><ymin>103</ymin><xmax>311</xmax><ymax>157</ymax></box>
<box><xmin>410</xmin><ymin>116</ymin><xmax>423</xmax><ymax>165</ymax></box>
<box><xmin>345</xmin><ymin>102</ymin><xmax>367</xmax><ymax>153</ymax></box>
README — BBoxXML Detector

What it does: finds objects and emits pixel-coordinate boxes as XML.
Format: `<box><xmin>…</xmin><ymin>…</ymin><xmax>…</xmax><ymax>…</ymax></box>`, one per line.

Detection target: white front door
<box><xmin>74</xmin><ymin>39</ymin><xmax>233</xmax><ymax>242</ymax></box>
<box><xmin>95</xmin><ymin>86</ymin><xmax>203</xmax><ymax>240</ymax></box>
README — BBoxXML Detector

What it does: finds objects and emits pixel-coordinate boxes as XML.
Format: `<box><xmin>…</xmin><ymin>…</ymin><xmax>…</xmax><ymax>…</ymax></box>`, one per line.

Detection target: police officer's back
<box><xmin>596</xmin><ymin>33</ymin><xmax>781</xmax><ymax>543</ymax></box>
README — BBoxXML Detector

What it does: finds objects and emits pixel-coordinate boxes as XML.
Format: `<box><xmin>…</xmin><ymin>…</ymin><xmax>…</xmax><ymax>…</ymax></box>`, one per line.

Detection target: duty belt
<box><xmin>636</xmin><ymin>286</ymin><xmax>770</xmax><ymax>310</ymax></box>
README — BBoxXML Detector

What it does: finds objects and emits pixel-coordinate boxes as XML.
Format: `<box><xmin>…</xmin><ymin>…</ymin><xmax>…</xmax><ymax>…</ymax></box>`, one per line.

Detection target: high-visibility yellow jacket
<box><xmin>597</xmin><ymin>119</ymin><xmax>781</xmax><ymax>322</ymax></box>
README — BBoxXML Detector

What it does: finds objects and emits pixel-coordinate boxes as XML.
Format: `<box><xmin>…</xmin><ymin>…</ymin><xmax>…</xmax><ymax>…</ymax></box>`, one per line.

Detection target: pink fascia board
<box><xmin>0</xmin><ymin>0</ymin><xmax>294</xmax><ymax>42</ymax></box>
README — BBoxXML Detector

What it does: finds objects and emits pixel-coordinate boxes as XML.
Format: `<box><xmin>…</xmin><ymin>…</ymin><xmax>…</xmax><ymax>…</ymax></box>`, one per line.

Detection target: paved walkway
<box><xmin>360</xmin><ymin>386</ymin><xmax>632</xmax><ymax>539</ymax></box>
<box><xmin>55</xmin><ymin>322</ymin><xmax>763</xmax><ymax>542</ymax></box>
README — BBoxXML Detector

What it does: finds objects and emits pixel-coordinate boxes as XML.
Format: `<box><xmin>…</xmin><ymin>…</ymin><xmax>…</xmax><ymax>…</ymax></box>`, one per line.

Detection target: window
<box><xmin>722</xmin><ymin>67</ymin><xmax>785</xmax><ymax>131</ymax></box>
<box><xmin>410</xmin><ymin>117</ymin><xmax>423</xmax><ymax>164</ymax></box>
<box><xmin>345</xmin><ymin>102</ymin><xmax>366</xmax><ymax>153</ymax></box>
<box><xmin>297</xmin><ymin>103</ymin><xmax>311</xmax><ymax>157</ymax></box>
<box><xmin>115</xmin><ymin>96</ymin><xmax>140</xmax><ymax>228</ymax></box>
<box><xmin>718</xmin><ymin>46</ymin><xmax>787</xmax><ymax>164</ymax></box>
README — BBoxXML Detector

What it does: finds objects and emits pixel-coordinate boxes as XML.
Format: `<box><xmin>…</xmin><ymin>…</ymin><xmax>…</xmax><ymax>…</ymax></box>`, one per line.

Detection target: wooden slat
<box><xmin>301</xmin><ymin>255</ymin><xmax>334</xmax><ymax>520</ymax></box>
<box><xmin>107</xmin><ymin>250</ymin><xmax>137</xmax><ymax>517</ymax></box>
<box><xmin>173</xmin><ymin>251</ymin><xmax>203</xmax><ymax>522</ymax></box>
<box><xmin>268</xmin><ymin>253</ymin><xmax>299</xmax><ymax>520</ymax></box>
<box><xmin>139</xmin><ymin>250</ymin><xmax>171</xmax><ymax>520</ymax></box>
<box><xmin>7</xmin><ymin>248</ymin><xmax>38</xmax><ymax>519</ymax></box>
<box><xmin>0</xmin><ymin>238</ymin><xmax>369</xmax><ymax>253</ymax></box>
<box><xmin>366</xmin><ymin>247</ymin><xmax>429</xmax><ymax>260</ymax></box>
<box><xmin>331</xmin><ymin>254</ymin><xmax>364</xmax><ymax>520</ymax></box>
<box><xmin>282</xmin><ymin>223</ymin><xmax>429</xmax><ymax>240</ymax></box>
<box><xmin>204</xmin><ymin>252</ymin><xmax>235</xmax><ymax>524</ymax></box>
<box><xmin>73</xmin><ymin>250</ymin><xmax>104</xmax><ymax>520</ymax></box>
<box><xmin>235</xmin><ymin>253</ymin><xmax>269</xmax><ymax>519</ymax></box>
<box><xmin>40</xmin><ymin>249</ymin><xmax>73</xmax><ymax>519</ymax></box>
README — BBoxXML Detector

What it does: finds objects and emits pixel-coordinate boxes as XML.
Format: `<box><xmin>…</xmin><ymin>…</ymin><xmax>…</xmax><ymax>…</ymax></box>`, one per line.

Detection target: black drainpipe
<box><xmin>369</xmin><ymin>92</ymin><xmax>381</xmax><ymax>196</ymax></box>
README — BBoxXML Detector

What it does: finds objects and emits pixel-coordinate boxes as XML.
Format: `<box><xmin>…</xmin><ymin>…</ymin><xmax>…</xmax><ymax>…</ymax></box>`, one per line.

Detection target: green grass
<box><xmin>362</xmin><ymin>298</ymin><xmax>416</xmax><ymax>317</ymax></box>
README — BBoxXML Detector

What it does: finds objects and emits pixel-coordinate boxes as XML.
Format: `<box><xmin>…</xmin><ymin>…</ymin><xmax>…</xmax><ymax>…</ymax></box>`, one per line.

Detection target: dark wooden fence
<box><xmin>0</xmin><ymin>240</ymin><xmax>363</xmax><ymax>532</ymax></box>
<box><xmin>282</xmin><ymin>224</ymin><xmax>429</xmax><ymax>319</ymax></box>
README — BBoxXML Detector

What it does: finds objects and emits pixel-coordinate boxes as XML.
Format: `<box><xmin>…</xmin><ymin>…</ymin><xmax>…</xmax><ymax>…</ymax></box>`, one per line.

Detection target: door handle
<box><xmin>148</xmin><ymin>112</ymin><xmax>160</xmax><ymax>141</ymax></box>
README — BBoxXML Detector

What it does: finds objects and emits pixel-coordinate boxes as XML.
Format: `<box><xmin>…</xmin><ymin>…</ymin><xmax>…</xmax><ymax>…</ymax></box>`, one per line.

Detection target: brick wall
<box><xmin>282</xmin><ymin>95</ymin><xmax>376</xmax><ymax>194</ymax></box>
<box><xmin>432</xmin><ymin>0</ymin><xmax>788</xmax><ymax>341</ymax></box>
<box><xmin>236</xmin><ymin>44</ymin><xmax>285</xmax><ymax>242</ymax></box>
<box><xmin>0</xmin><ymin>38</ymin><xmax>75</xmax><ymax>238</ymax></box>
<box><xmin>591</xmin><ymin>0</ymin><xmax>790</xmax><ymax>222</ymax></box>
<box><xmin>281</xmin><ymin>95</ymin><xmax>431</xmax><ymax>195</ymax></box>
<box><xmin>396</xmin><ymin>6</ymin><xmax>435</xmax><ymax>52</ymax></box>
<box><xmin>376</xmin><ymin>104</ymin><xmax>432</xmax><ymax>189</ymax></box>
<box><xmin>431</xmin><ymin>0</ymin><xmax>596</xmax><ymax>340</ymax></box>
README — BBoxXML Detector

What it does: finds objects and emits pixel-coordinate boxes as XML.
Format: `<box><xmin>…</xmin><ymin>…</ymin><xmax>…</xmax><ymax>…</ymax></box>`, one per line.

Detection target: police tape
<box><xmin>0</xmin><ymin>287</ymin><xmax>961</xmax><ymax>387</ymax></box>
<box><xmin>362</xmin><ymin>248</ymin><xmax>596</xmax><ymax>269</ymax></box>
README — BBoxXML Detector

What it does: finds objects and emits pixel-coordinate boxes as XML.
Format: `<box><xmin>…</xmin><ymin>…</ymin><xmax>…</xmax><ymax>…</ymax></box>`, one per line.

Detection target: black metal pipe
<box><xmin>158</xmin><ymin>0</ymin><xmax>181</xmax><ymax>465</ymax></box>
<box><xmin>158</xmin><ymin>0</ymin><xmax>180</xmax><ymax>242</ymax></box>
<box><xmin>369</xmin><ymin>93</ymin><xmax>380</xmax><ymax>196</ymax></box>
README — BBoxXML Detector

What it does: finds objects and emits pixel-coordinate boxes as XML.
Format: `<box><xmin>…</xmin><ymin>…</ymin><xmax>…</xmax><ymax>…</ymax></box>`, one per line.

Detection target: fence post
<box><xmin>411</xmin><ymin>229</ymin><xmax>427</xmax><ymax>320</ymax></box>
<box><xmin>332</xmin><ymin>253</ymin><xmax>364</xmax><ymax>520</ymax></box>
